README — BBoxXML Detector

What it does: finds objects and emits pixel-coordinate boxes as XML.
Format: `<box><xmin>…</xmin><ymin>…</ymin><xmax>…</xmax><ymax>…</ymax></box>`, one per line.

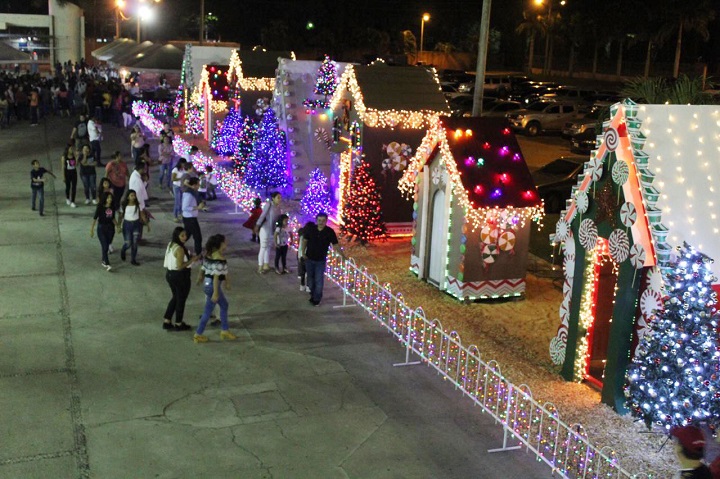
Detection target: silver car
<box><xmin>507</xmin><ymin>101</ymin><xmax>583</xmax><ymax>136</ymax></box>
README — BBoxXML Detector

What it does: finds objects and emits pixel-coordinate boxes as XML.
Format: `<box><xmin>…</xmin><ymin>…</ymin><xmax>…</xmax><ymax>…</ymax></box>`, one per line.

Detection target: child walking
<box><xmin>296</xmin><ymin>221</ymin><xmax>313</xmax><ymax>292</ymax></box>
<box><xmin>30</xmin><ymin>160</ymin><xmax>56</xmax><ymax>216</ymax></box>
<box><xmin>274</xmin><ymin>214</ymin><xmax>290</xmax><ymax>274</ymax></box>
<box><xmin>206</xmin><ymin>165</ymin><xmax>218</xmax><ymax>200</ymax></box>
<box><xmin>242</xmin><ymin>197</ymin><xmax>262</xmax><ymax>242</ymax></box>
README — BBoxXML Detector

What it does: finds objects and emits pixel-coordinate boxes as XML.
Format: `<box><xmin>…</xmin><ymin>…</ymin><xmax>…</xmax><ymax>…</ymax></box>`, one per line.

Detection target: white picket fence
<box><xmin>133</xmin><ymin>100</ymin><xmax>656</xmax><ymax>479</ymax></box>
<box><xmin>323</xmin><ymin>254</ymin><xmax>656</xmax><ymax>479</ymax></box>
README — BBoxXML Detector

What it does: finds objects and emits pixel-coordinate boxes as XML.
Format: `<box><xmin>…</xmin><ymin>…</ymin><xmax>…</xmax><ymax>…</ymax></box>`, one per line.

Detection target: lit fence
<box><xmin>133</xmin><ymin>101</ymin><xmax>655</xmax><ymax>479</ymax></box>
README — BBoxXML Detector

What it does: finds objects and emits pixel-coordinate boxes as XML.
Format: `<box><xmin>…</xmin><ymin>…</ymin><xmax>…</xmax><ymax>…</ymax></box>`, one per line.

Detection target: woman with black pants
<box><xmin>90</xmin><ymin>192</ymin><xmax>118</xmax><ymax>271</ymax></box>
<box><xmin>163</xmin><ymin>227</ymin><xmax>199</xmax><ymax>331</ymax></box>
<box><xmin>61</xmin><ymin>144</ymin><xmax>78</xmax><ymax>207</ymax></box>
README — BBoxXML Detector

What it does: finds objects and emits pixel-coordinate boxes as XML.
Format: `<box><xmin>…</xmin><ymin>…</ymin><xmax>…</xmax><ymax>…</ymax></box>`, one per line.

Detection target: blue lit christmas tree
<box><xmin>243</xmin><ymin>108</ymin><xmax>289</xmax><ymax>192</ymax></box>
<box><xmin>625</xmin><ymin>242</ymin><xmax>720</xmax><ymax>431</ymax></box>
<box><xmin>303</xmin><ymin>55</ymin><xmax>339</xmax><ymax>110</ymax></box>
<box><xmin>341</xmin><ymin>159</ymin><xmax>386</xmax><ymax>244</ymax></box>
<box><xmin>211</xmin><ymin>107</ymin><xmax>243</xmax><ymax>156</ymax></box>
<box><xmin>301</xmin><ymin>168</ymin><xmax>332</xmax><ymax>220</ymax></box>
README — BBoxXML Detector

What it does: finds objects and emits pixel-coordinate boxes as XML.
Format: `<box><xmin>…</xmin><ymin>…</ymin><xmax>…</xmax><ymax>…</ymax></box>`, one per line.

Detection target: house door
<box><xmin>587</xmin><ymin>243</ymin><xmax>617</xmax><ymax>386</ymax></box>
<box><xmin>427</xmin><ymin>189</ymin><xmax>447</xmax><ymax>286</ymax></box>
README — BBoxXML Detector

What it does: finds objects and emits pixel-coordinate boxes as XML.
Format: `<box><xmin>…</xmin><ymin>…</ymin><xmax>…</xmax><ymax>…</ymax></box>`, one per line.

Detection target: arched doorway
<box><xmin>427</xmin><ymin>189</ymin><xmax>447</xmax><ymax>286</ymax></box>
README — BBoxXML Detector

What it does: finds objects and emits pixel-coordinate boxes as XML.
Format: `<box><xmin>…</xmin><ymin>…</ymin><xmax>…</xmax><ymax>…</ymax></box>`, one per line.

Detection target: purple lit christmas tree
<box><xmin>301</xmin><ymin>168</ymin><xmax>332</xmax><ymax>219</ymax></box>
<box><xmin>211</xmin><ymin>107</ymin><xmax>243</xmax><ymax>156</ymax></box>
<box><xmin>625</xmin><ymin>242</ymin><xmax>720</xmax><ymax>431</ymax></box>
<box><xmin>243</xmin><ymin>108</ymin><xmax>289</xmax><ymax>193</ymax></box>
<box><xmin>233</xmin><ymin>116</ymin><xmax>257</xmax><ymax>176</ymax></box>
<box><xmin>303</xmin><ymin>55</ymin><xmax>339</xmax><ymax>110</ymax></box>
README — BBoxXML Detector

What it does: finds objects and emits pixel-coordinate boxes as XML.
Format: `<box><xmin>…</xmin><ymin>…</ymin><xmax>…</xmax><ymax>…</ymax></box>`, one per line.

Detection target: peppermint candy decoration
<box><xmin>630</xmin><ymin>244</ymin><xmax>646</xmax><ymax>269</ymax></box>
<box><xmin>564</xmin><ymin>255</ymin><xmax>575</xmax><ymax>280</ymax></box>
<box><xmin>612</xmin><ymin>160</ymin><xmax>629</xmax><ymax>186</ymax></box>
<box><xmin>604</xmin><ymin>127</ymin><xmax>619</xmax><ymax>151</ymax></box>
<box><xmin>646</xmin><ymin>266</ymin><xmax>664</xmax><ymax>293</ymax></box>
<box><xmin>392</xmin><ymin>156</ymin><xmax>408</xmax><ymax>172</ymax></box>
<box><xmin>620</xmin><ymin>202</ymin><xmax>637</xmax><ymax>228</ymax></box>
<box><xmin>381</xmin><ymin>158</ymin><xmax>392</xmax><ymax>170</ymax></box>
<box><xmin>564</xmin><ymin>231</ymin><xmax>575</xmax><ymax>260</ymax></box>
<box><xmin>609</xmin><ymin>229</ymin><xmax>630</xmax><ymax>263</ymax></box>
<box><xmin>640</xmin><ymin>288</ymin><xmax>663</xmax><ymax>319</ymax></box>
<box><xmin>555</xmin><ymin>218</ymin><xmax>570</xmax><ymax>243</ymax></box>
<box><xmin>482</xmin><ymin>243</ymin><xmax>498</xmax><ymax>265</ymax></box>
<box><xmin>589</xmin><ymin>156</ymin><xmax>603</xmax><ymax>182</ymax></box>
<box><xmin>386</xmin><ymin>141</ymin><xmax>402</xmax><ymax>158</ymax></box>
<box><xmin>431</xmin><ymin>166</ymin><xmax>443</xmax><ymax>185</ymax></box>
<box><xmin>579</xmin><ymin>219</ymin><xmax>598</xmax><ymax>251</ymax></box>
<box><xmin>480</xmin><ymin>225</ymin><xmax>499</xmax><ymax>245</ymax></box>
<box><xmin>549</xmin><ymin>332</ymin><xmax>567</xmax><ymax>365</ymax></box>
<box><xmin>498</xmin><ymin>231</ymin><xmax>516</xmax><ymax>252</ymax></box>
<box><xmin>575</xmin><ymin>190</ymin><xmax>589</xmax><ymax>214</ymax></box>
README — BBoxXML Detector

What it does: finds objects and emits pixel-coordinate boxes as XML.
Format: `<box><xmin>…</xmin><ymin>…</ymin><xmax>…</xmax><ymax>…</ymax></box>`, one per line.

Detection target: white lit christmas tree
<box><xmin>303</xmin><ymin>55</ymin><xmax>338</xmax><ymax>111</ymax></box>
<box><xmin>625</xmin><ymin>242</ymin><xmax>720</xmax><ymax>431</ymax></box>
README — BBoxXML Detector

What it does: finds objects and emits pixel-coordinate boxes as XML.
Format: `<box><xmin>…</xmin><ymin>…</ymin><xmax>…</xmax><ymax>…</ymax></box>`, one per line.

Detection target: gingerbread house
<box><xmin>399</xmin><ymin>116</ymin><xmax>544</xmax><ymax>299</ymax></box>
<box><xmin>549</xmin><ymin>99</ymin><xmax>720</xmax><ymax>411</ymax></box>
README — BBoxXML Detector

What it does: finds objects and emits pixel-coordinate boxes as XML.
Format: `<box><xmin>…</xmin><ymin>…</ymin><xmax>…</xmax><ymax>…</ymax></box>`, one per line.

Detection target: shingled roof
<box><xmin>436</xmin><ymin>116</ymin><xmax>541</xmax><ymax>209</ymax></box>
<box><xmin>353</xmin><ymin>64</ymin><xmax>449</xmax><ymax>113</ymax></box>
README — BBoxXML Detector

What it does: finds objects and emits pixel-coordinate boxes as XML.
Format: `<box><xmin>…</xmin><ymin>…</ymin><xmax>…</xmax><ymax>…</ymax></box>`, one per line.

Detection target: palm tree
<box><xmin>516</xmin><ymin>10</ymin><xmax>546</xmax><ymax>74</ymax></box>
<box><xmin>657</xmin><ymin>0</ymin><xmax>716</xmax><ymax>78</ymax></box>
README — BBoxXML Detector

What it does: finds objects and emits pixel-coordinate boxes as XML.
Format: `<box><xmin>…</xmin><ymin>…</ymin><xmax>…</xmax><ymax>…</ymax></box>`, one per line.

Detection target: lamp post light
<box><xmin>115</xmin><ymin>0</ymin><xmax>126</xmax><ymax>39</ymax></box>
<box><xmin>419</xmin><ymin>13</ymin><xmax>430</xmax><ymax>64</ymax></box>
<box><xmin>535</xmin><ymin>0</ymin><xmax>565</xmax><ymax>74</ymax></box>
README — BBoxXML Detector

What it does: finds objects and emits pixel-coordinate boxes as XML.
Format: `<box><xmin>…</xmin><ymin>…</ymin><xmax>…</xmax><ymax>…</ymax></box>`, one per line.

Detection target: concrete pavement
<box><xmin>0</xmin><ymin>112</ymin><xmax>551</xmax><ymax>478</ymax></box>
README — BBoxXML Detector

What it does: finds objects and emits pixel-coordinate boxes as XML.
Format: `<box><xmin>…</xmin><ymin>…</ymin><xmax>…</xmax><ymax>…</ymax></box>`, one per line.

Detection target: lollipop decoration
<box><xmin>575</xmin><ymin>190</ymin><xmax>589</xmax><ymax>222</ymax></box>
<box><xmin>604</xmin><ymin>127</ymin><xmax>619</xmax><ymax>151</ymax></box>
<box><xmin>629</xmin><ymin>243</ymin><xmax>645</xmax><ymax>269</ymax></box>
<box><xmin>579</xmin><ymin>218</ymin><xmax>598</xmax><ymax>251</ymax></box>
<box><xmin>609</xmin><ymin>228</ymin><xmax>630</xmax><ymax>263</ymax></box>
<box><xmin>612</xmin><ymin>160</ymin><xmax>629</xmax><ymax>185</ymax></box>
<box><xmin>480</xmin><ymin>224</ymin><xmax>499</xmax><ymax>245</ymax></box>
<box><xmin>588</xmin><ymin>156</ymin><xmax>603</xmax><ymax>194</ymax></box>
<box><xmin>620</xmin><ymin>201</ymin><xmax>637</xmax><ymax>229</ymax></box>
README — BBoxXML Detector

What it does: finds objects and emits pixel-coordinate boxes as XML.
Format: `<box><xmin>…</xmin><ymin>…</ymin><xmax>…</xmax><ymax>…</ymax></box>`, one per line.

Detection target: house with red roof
<box><xmin>399</xmin><ymin>116</ymin><xmax>544</xmax><ymax>300</ymax></box>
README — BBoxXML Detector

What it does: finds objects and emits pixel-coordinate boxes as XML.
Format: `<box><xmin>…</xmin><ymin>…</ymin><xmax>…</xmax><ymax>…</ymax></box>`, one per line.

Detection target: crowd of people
<box><xmin>28</xmin><ymin>103</ymin><xmax>343</xmax><ymax>345</ymax></box>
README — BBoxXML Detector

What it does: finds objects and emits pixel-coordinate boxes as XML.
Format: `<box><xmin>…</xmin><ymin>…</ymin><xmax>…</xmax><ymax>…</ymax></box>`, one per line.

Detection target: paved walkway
<box><xmin>0</xmin><ymin>113</ymin><xmax>551</xmax><ymax>478</ymax></box>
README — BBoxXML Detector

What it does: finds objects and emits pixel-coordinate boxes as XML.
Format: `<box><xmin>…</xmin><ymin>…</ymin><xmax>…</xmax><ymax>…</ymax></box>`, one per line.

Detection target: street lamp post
<box><xmin>419</xmin><ymin>13</ymin><xmax>430</xmax><ymax>64</ymax></box>
<box><xmin>115</xmin><ymin>0</ymin><xmax>126</xmax><ymax>39</ymax></box>
<box><xmin>536</xmin><ymin>0</ymin><xmax>565</xmax><ymax>75</ymax></box>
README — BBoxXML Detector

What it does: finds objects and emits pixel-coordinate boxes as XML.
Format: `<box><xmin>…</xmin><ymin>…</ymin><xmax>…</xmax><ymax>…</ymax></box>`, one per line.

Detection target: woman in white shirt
<box><xmin>162</xmin><ymin>226</ymin><xmax>199</xmax><ymax>331</ymax></box>
<box><xmin>119</xmin><ymin>190</ymin><xmax>145</xmax><ymax>265</ymax></box>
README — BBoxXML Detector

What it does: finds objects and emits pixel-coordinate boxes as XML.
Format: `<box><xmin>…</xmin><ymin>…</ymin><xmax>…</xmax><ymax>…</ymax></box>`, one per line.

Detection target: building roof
<box><xmin>438</xmin><ymin>116</ymin><xmax>541</xmax><ymax>209</ymax></box>
<box><xmin>91</xmin><ymin>38</ymin><xmax>135</xmax><ymax>60</ymax></box>
<box><xmin>108</xmin><ymin>41</ymin><xmax>155</xmax><ymax>66</ymax></box>
<box><xmin>0</xmin><ymin>41</ymin><xmax>32</xmax><ymax>63</ymax></box>
<box><xmin>92</xmin><ymin>39</ymin><xmax>138</xmax><ymax>62</ymax></box>
<box><xmin>353</xmin><ymin>64</ymin><xmax>449</xmax><ymax>113</ymax></box>
<box><xmin>122</xmin><ymin>44</ymin><xmax>183</xmax><ymax>72</ymax></box>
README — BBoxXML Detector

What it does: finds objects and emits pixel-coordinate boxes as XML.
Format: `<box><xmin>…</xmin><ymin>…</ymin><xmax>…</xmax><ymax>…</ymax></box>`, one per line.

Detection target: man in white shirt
<box><xmin>87</xmin><ymin>115</ymin><xmax>104</xmax><ymax>166</ymax></box>
<box><xmin>128</xmin><ymin>161</ymin><xmax>148</xmax><ymax>210</ymax></box>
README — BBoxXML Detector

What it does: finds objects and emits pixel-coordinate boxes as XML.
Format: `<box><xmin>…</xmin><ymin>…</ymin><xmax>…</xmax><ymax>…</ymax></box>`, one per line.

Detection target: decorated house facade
<box><xmin>549</xmin><ymin>99</ymin><xmax>720</xmax><ymax>411</ymax></box>
<box><xmin>330</xmin><ymin>63</ymin><xmax>450</xmax><ymax>233</ymax></box>
<box><xmin>399</xmin><ymin>117</ymin><xmax>544</xmax><ymax>300</ymax></box>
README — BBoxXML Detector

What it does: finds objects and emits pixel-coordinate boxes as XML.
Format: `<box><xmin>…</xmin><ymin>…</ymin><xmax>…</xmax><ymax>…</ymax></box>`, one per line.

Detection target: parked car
<box><xmin>570</xmin><ymin>129</ymin><xmax>598</xmax><ymax>155</ymax></box>
<box><xmin>439</xmin><ymin>69</ymin><xmax>474</xmax><ymax>86</ymax></box>
<box><xmin>458</xmin><ymin>75</ymin><xmax>512</xmax><ymax>95</ymax></box>
<box><xmin>449</xmin><ymin>95</ymin><xmax>497</xmax><ymax>117</ymax></box>
<box><xmin>588</xmin><ymin>91</ymin><xmax>622</xmax><ymax>107</ymax></box>
<box><xmin>562</xmin><ymin>106</ymin><xmax>603</xmax><ymax>138</ymax></box>
<box><xmin>531</xmin><ymin>157</ymin><xmax>587</xmax><ymax>213</ymax></box>
<box><xmin>508</xmin><ymin>81</ymin><xmax>559</xmax><ymax>102</ymax></box>
<box><xmin>510</xmin><ymin>85</ymin><xmax>559</xmax><ymax>105</ymax></box>
<box><xmin>481</xmin><ymin>100</ymin><xmax>522</xmax><ymax>118</ymax></box>
<box><xmin>441</xmin><ymin>83</ymin><xmax>465</xmax><ymax>100</ymax></box>
<box><xmin>541</xmin><ymin>86</ymin><xmax>597</xmax><ymax>106</ymax></box>
<box><xmin>507</xmin><ymin>101</ymin><xmax>583</xmax><ymax>136</ymax></box>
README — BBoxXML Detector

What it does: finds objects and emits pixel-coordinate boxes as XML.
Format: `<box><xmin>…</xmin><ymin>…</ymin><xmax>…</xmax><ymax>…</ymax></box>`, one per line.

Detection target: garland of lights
<box><xmin>226</xmin><ymin>49</ymin><xmax>276</xmax><ymax>92</ymax></box>
<box><xmin>330</xmin><ymin>65</ymin><xmax>446</xmax><ymax>130</ymax></box>
<box><xmin>399</xmin><ymin>120</ymin><xmax>545</xmax><ymax>231</ymax></box>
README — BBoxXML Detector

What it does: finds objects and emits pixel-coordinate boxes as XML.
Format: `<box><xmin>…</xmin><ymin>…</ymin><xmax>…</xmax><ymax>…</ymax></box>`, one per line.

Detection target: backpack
<box><xmin>76</xmin><ymin>121</ymin><xmax>87</xmax><ymax>138</ymax></box>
